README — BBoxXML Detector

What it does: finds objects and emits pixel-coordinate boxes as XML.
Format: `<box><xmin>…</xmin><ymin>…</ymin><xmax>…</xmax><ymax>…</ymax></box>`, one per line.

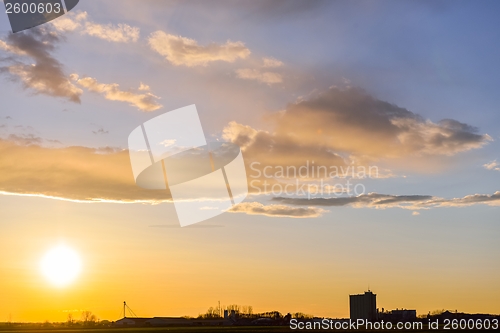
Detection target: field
<box><xmin>0</xmin><ymin>326</ymin><xmax>469</xmax><ymax>333</ymax></box>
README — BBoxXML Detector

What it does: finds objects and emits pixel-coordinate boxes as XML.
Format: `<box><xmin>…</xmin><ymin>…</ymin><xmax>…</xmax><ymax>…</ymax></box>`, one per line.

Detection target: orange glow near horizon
<box><xmin>1</xmin><ymin>195</ymin><xmax>499</xmax><ymax>323</ymax></box>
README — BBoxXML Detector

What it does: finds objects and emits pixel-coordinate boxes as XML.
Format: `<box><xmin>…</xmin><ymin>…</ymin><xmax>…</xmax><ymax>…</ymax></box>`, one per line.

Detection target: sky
<box><xmin>0</xmin><ymin>0</ymin><xmax>499</xmax><ymax>322</ymax></box>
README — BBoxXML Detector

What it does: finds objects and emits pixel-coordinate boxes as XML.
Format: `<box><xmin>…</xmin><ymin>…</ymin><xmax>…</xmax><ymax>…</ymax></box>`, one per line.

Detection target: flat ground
<box><xmin>0</xmin><ymin>327</ymin><xmax>470</xmax><ymax>333</ymax></box>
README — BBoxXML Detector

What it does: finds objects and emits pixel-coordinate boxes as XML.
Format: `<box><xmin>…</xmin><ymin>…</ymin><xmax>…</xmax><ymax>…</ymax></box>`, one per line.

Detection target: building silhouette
<box><xmin>379</xmin><ymin>309</ymin><xmax>417</xmax><ymax>322</ymax></box>
<box><xmin>349</xmin><ymin>290</ymin><xmax>377</xmax><ymax>321</ymax></box>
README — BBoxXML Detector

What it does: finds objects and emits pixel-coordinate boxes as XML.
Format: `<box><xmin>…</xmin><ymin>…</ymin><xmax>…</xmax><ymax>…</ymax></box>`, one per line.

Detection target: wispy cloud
<box><xmin>50</xmin><ymin>11</ymin><xmax>88</xmax><ymax>32</ymax></box>
<box><xmin>51</xmin><ymin>11</ymin><xmax>140</xmax><ymax>43</ymax></box>
<box><xmin>138</xmin><ymin>82</ymin><xmax>150</xmax><ymax>91</ymax></box>
<box><xmin>236</xmin><ymin>68</ymin><xmax>283</xmax><ymax>85</ymax></box>
<box><xmin>262</xmin><ymin>57</ymin><xmax>284</xmax><ymax>68</ymax></box>
<box><xmin>84</xmin><ymin>22</ymin><xmax>140</xmax><ymax>43</ymax></box>
<box><xmin>6</xmin><ymin>133</ymin><xmax>43</xmax><ymax>145</ymax></box>
<box><xmin>484</xmin><ymin>160</ymin><xmax>500</xmax><ymax>171</ymax></box>
<box><xmin>235</xmin><ymin>57</ymin><xmax>284</xmax><ymax>85</ymax></box>
<box><xmin>229</xmin><ymin>201</ymin><xmax>326</xmax><ymax>218</ymax></box>
<box><xmin>0</xmin><ymin>28</ymin><xmax>82</xmax><ymax>102</ymax></box>
<box><xmin>92</xmin><ymin>128</ymin><xmax>109</xmax><ymax>135</ymax></box>
<box><xmin>72</xmin><ymin>75</ymin><xmax>162</xmax><ymax>112</ymax></box>
<box><xmin>148</xmin><ymin>31</ymin><xmax>250</xmax><ymax>67</ymax></box>
<box><xmin>0</xmin><ymin>39</ymin><xmax>26</xmax><ymax>55</ymax></box>
<box><xmin>273</xmin><ymin>191</ymin><xmax>500</xmax><ymax>210</ymax></box>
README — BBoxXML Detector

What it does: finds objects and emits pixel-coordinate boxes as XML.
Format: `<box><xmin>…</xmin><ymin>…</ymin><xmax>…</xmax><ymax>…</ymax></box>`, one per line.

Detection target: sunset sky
<box><xmin>1</xmin><ymin>0</ymin><xmax>499</xmax><ymax>322</ymax></box>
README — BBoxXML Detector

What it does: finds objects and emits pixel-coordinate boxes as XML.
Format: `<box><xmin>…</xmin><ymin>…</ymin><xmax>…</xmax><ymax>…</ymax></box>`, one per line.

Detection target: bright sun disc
<box><xmin>40</xmin><ymin>245</ymin><xmax>82</xmax><ymax>287</ymax></box>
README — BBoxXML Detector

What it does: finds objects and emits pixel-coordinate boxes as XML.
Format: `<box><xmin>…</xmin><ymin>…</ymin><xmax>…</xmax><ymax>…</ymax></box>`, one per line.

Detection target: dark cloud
<box><xmin>92</xmin><ymin>128</ymin><xmax>109</xmax><ymax>135</ymax></box>
<box><xmin>273</xmin><ymin>193</ymin><xmax>433</xmax><ymax>207</ymax></box>
<box><xmin>273</xmin><ymin>191</ymin><xmax>500</xmax><ymax>209</ymax></box>
<box><xmin>7</xmin><ymin>133</ymin><xmax>43</xmax><ymax>145</ymax></box>
<box><xmin>279</xmin><ymin>87</ymin><xmax>490</xmax><ymax>157</ymax></box>
<box><xmin>0</xmin><ymin>27</ymin><xmax>82</xmax><ymax>102</ymax></box>
<box><xmin>229</xmin><ymin>201</ymin><xmax>325</xmax><ymax>218</ymax></box>
<box><xmin>223</xmin><ymin>88</ymin><xmax>491</xmax><ymax>174</ymax></box>
<box><xmin>46</xmin><ymin>138</ymin><xmax>62</xmax><ymax>145</ymax></box>
<box><xmin>431</xmin><ymin>191</ymin><xmax>500</xmax><ymax>207</ymax></box>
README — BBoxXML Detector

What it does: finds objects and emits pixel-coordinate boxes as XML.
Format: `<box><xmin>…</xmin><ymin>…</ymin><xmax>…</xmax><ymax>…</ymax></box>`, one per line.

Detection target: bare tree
<box><xmin>81</xmin><ymin>311</ymin><xmax>98</xmax><ymax>326</ymax></box>
<box><xmin>226</xmin><ymin>304</ymin><xmax>240</xmax><ymax>313</ymax></box>
<box><xmin>198</xmin><ymin>307</ymin><xmax>221</xmax><ymax>319</ymax></box>
<box><xmin>67</xmin><ymin>313</ymin><xmax>74</xmax><ymax>326</ymax></box>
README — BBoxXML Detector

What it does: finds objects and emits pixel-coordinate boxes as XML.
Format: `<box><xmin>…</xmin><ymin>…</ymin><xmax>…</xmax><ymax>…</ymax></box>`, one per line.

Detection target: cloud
<box><xmin>1</xmin><ymin>137</ymin><xmax>498</xmax><ymax>217</ymax></box>
<box><xmin>6</xmin><ymin>133</ymin><xmax>42</xmax><ymax>145</ymax></box>
<box><xmin>262</xmin><ymin>57</ymin><xmax>284</xmax><ymax>68</ymax></box>
<box><xmin>0</xmin><ymin>28</ymin><xmax>82</xmax><ymax>103</ymax></box>
<box><xmin>84</xmin><ymin>22</ymin><xmax>140</xmax><ymax>43</ymax></box>
<box><xmin>0</xmin><ymin>39</ymin><xmax>26</xmax><ymax>55</ymax></box>
<box><xmin>51</xmin><ymin>11</ymin><xmax>140</xmax><ymax>42</ymax></box>
<box><xmin>92</xmin><ymin>128</ymin><xmax>109</xmax><ymax>135</ymax></box>
<box><xmin>148</xmin><ymin>31</ymin><xmax>250</xmax><ymax>67</ymax></box>
<box><xmin>236</xmin><ymin>68</ymin><xmax>283</xmax><ymax>85</ymax></box>
<box><xmin>222</xmin><ymin>120</ymin><xmax>347</xmax><ymax>176</ymax></box>
<box><xmin>229</xmin><ymin>201</ymin><xmax>326</xmax><ymax>218</ymax></box>
<box><xmin>138</xmin><ymin>82</ymin><xmax>150</xmax><ymax>91</ymax></box>
<box><xmin>235</xmin><ymin>56</ymin><xmax>284</xmax><ymax>85</ymax></box>
<box><xmin>484</xmin><ymin>160</ymin><xmax>500</xmax><ymax>171</ymax></box>
<box><xmin>72</xmin><ymin>75</ymin><xmax>162</xmax><ymax>112</ymax></box>
<box><xmin>431</xmin><ymin>191</ymin><xmax>500</xmax><ymax>208</ymax></box>
<box><xmin>412</xmin><ymin>211</ymin><xmax>420</xmax><ymax>216</ymax></box>
<box><xmin>0</xmin><ymin>138</ymin><xmax>171</xmax><ymax>203</ymax></box>
<box><xmin>222</xmin><ymin>87</ymin><xmax>491</xmax><ymax>176</ymax></box>
<box><xmin>272</xmin><ymin>191</ymin><xmax>500</xmax><ymax>210</ymax></box>
<box><xmin>50</xmin><ymin>11</ymin><xmax>88</xmax><ymax>32</ymax></box>
<box><xmin>273</xmin><ymin>193</ymin><xmax>433</xmax><ymax>208</ymax></box>
<box><xmin>0</xmin><ymin>138</ymin><xmax>321</xmax><ymax>219</ymax></box>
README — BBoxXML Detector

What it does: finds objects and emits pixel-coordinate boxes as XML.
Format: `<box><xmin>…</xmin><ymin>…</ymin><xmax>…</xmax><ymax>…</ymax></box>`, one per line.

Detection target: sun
<box><xmin>40</xmin><ymin>245</ymin><xmax>82</xmax><ymax>287</ymax></box>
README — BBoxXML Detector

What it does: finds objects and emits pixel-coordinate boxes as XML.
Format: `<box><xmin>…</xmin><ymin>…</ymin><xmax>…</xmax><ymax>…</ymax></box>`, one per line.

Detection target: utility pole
<box><xmin>124</xmin><ymin>301</ymin><xmax>126</xmax><ymax>318</ymax></box>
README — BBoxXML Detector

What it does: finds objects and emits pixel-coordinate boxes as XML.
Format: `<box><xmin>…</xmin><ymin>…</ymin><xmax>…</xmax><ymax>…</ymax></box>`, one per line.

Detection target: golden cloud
<box><xmin>0</xmin><ymin>139</ymin><xmax>171</xmax><ymax>203</ymax></box>
<box><xmin>51</xmin><ymin>11</ymin><xmax>140</xmax><ymax>43</ymax></box>
<box><xmin>148</xmin><ymin>31</ymin><xmax>250</xmax><ymax>67</ymax></box>
<box><xmin>72</xmin><ymin>75</ymin><xmax>162</xmax><ymax>112</ymax></box>
<box><xmin>236</xmin><ymin>68</ymin><xmax>283</xmax><ymax>85</ymax></box>
<box><xmin>229</xmin><ymin>201</ymin><xmax>326</xmax><ymax>218</ymax></box>
<box><xmin>223</xmin><ymin>87</ymin><xmax>491</xmax><ymax>173</ymax></box>
<box><xmin>484</xmin><ymin>160</ymin><xmax>500</xmax><ymax>171</ymax></box>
